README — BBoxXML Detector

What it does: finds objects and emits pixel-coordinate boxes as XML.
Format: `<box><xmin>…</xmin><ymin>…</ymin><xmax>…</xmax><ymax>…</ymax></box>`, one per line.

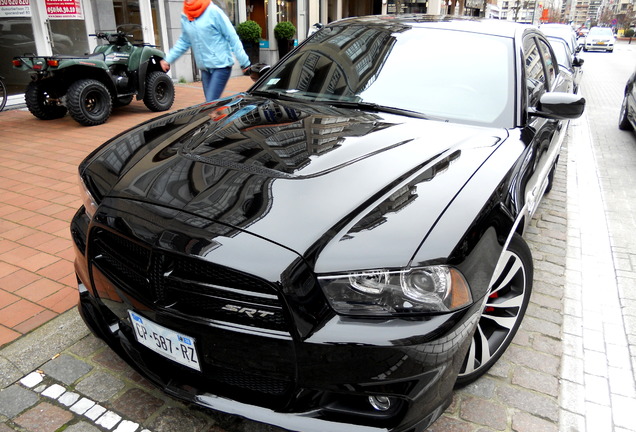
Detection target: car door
<box><xmin>522</xmin><ymin>32</ymin><xmax>568</xmax><ymax>217</ymax></box>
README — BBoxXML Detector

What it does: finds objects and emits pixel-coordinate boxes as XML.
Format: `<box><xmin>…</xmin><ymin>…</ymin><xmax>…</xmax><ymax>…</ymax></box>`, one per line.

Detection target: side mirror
<box><xmin>249</xmin><ymin>63</ymin><xmax>271</xmax><ymax>82</ymax></box>
<box><xmin>573</xmin><ymin>56</ymin><xmax>584</xmax><ymax>67</ymax></box>
<box><xmin>529</xmin><ymin>92</ymin><xmax>585</xmax><ymax>120</ymax></box>
<box><xmin>308</xmin><ymin>23</ymin><xmax>324</xmax><ymax>37</ymax></box>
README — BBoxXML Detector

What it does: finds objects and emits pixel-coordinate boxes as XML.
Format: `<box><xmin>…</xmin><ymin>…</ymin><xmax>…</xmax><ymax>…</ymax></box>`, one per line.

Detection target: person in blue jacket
<box><xmin>160</xmin><ymin>0</ymin><xmax>250</xmax><ymax>102</ymax></box>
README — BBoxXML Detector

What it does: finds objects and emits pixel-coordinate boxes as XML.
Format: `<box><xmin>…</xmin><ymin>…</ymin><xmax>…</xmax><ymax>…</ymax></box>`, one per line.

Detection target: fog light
<box><xmin>368</xmin><ymin>395</ymin><xmax>391</xmax><ymax>411</ymax></box>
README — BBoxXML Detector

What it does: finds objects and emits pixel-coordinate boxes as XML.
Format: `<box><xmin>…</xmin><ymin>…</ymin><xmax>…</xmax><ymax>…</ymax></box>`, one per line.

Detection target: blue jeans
<box><xmin>201</xmin><ymin>67</ymin><xmax>232</xmax><ymax>102</ymax></box>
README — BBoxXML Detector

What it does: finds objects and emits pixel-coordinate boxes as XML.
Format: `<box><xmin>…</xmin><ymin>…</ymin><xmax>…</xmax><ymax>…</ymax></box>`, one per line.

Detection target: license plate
<box><xmin>128</xmin><ymin>311</ymin><xmax>201</xmax><ymax>371</ymax></box>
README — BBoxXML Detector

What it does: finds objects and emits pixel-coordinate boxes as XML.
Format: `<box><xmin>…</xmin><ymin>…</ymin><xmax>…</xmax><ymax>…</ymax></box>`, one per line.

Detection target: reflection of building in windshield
<box><xmin>267</xmin><ymin>22</ymin><xmax>409</xmax><ymax>98</ymax></box>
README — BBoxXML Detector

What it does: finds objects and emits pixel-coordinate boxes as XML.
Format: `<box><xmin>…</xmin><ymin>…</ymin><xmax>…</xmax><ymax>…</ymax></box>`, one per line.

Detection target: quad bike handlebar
<box><xmin>89</xmin><ymin>32</ymin><xmax>134</xmax><ymax>46</ymax></box>
<box><xmin>89</xmin><ymin>32</ymin><xmax>158</xmax><ymax>48</ymax></box>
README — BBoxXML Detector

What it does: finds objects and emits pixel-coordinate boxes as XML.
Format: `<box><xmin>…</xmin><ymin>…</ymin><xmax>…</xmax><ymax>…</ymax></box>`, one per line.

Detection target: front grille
<box><xmin>212</xmin><ymin>366</ymin><xmax>291</xmax><ymax>395</ymax></box>
<box><xmin>120</xmin><ymin>322</ymin><xmax>293</xmax><ymax>400</ymax></box>
<box><xmin>90</xmin><ymin>229</ymin><xmax>289</xmax><ymax>332</ymax></box>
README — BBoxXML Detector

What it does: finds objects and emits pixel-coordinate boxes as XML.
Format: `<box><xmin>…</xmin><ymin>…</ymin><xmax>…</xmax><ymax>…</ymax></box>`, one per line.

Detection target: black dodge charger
<box><xmin>71</xmin><ymin>15</ymin><xmax>584</xmax><ymax>432</ymax></box>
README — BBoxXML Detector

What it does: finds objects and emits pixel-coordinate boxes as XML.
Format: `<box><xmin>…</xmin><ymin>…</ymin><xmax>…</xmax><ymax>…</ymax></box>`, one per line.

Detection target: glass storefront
<box><xmin>149</xmin><ymin>0</ymin><xmax>164</xmax><ymax>49</ymax></box>
<box><xmin>216</xmin><ymin>0</ymin><xmax>238</xmax><ymax>24</ymax></box>
<box><xmin>48</xmin><ymin>19</ymin><xmax>89</xmax><ymax>56</ymax></box>
<box><xmin>0</xmin><ymin>16</ymin><xmax>37</xmax><ymax>95</ymax></box>
<box><xmin>277</xmin><ymin>0</ymin><xmax>297</xmax><ymax>28</ymax></box>
<box><xmin>113</xmin><ymin>0</ymin><xmax>143</xmax><ymax>42</ymax></box>
<box><xmin>0</xmin><ymin>1</ymin><xmax>90</xmax><ymax>97</ymax></box>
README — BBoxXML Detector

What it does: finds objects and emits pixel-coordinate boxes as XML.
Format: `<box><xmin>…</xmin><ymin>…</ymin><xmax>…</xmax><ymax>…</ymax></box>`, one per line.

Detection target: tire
<box><xmin>143</xmin><ymin>71</ymin><xmax>175</xmax><ymax>112</ymax></box>
<box><xmin>619</xmin><ymin>95</ymin><xmax>633</xmax><ymax>131</ymax></box>
<box><xmin>25</xmin><ymin>80</ymin><xmax>67</xmax><ymax>120</ymax></box>
<box><xmin>67</xmin><ymin>79</ymin><xmax>112</xmax><ymax>126</ymax></box>
<box><xmin>0</xmin><ymin>77</ymin><xmax>6</xmax><ymax>112</ymax></box>
<box><xmin>113</xmin><ymin>95</ymin><xmax>134</xmax><ymax>107</ymax></box>
<box><xmin>455</xmin><ymin>234</ymin><xmax>533</xmax><ymax>387</ymax></box>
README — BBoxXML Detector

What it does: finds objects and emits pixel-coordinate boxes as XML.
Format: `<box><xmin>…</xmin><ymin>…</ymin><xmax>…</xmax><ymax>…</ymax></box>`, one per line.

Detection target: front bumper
<box><xmin>72</xmin><ymin>205</ymin><xmax>481</xmax><ymax>432</ymax></box>
<box><xmin>584</xmin><ymin>41</ymin><xmax>614</xmax><ymax>51</ymax></box>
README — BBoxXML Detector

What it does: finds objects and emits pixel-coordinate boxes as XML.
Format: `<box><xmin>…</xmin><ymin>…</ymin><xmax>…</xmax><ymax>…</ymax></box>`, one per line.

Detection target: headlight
<box><xmin>78</xmin><ymin>174</ymin><xmax>98</xmax><ymax>219</ymax></box>
<box><xmin>319</xmin><ymin>266</ymin><xmax>472</xmax><ymax>316</ymax></box>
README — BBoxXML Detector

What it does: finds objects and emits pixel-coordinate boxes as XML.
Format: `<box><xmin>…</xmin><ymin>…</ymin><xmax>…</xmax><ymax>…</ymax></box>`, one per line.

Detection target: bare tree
<box><xmin>616</xmin><ymin>4</ymin><xmax>635</xmax><ymax>30</ymax></box>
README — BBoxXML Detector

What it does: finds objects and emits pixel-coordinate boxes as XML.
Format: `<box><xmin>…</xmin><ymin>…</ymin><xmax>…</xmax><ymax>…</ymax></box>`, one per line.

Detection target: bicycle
<box><xmin>0</xmin><ymin>75</ymin><xmax>6</xmax><ymax>112</ymax></box>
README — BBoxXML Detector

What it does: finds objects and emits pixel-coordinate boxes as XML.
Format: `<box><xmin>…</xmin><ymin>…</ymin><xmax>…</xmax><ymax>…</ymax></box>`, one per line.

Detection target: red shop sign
<box><xmin>45</xmin><ymin>0</ymin><xmax>83</xmax><ymax>19</ymax></box>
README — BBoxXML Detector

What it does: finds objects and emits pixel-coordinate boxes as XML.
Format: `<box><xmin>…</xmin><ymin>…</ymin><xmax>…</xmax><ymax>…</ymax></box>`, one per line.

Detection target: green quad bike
<box><xmin>12</xmin><ymin>31</ymin><xmax>174</xmax><ymax>126</ymax></box>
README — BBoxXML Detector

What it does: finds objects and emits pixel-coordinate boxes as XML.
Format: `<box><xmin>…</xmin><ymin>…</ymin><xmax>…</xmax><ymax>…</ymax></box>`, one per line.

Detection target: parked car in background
<box><xmin>546</xmin><ymin>35</ymin><xmax>584</xmax><ymax>93</ymax></box>
<box><xmin>583</xmin><ymin>26</ymin><xmax>615</xmax><ymax>52</ymax></box>
<box><xmin>619</xmin><ymin>67</ymin><xmax>636</xmax><ymax>132</ymax></box>
<box><xmin>71</xmin><ymin>16</ymin><xmax>584</xmax><ymax>432</ymax></box>
<box><xmin>539</xmin><ymin>23</ymin><xmax>579</xmax><ymax>55</ymax></box>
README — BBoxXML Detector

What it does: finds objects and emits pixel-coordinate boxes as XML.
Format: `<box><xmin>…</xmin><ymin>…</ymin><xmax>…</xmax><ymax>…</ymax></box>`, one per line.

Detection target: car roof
<box><xmin>539</xmin><ymin>23</ymin><xmax>576</xmax><ymax>34</ymax></box>
<box><xmin>546</xmin><ymin>35</ymin><xmax>568</xmax><ymax>45</ymax></box>
<box><xmin>333</xmin><ymin>15</ymin><xmax>534</xmax><ymax>39</ymax></box>
<box><xmin>540</xmin><ymin>23</ymin><xmax>574</xmax><ymax>29</ymax></box>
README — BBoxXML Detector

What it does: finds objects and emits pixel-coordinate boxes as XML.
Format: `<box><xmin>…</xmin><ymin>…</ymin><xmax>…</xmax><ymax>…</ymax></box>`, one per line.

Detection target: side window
<box><xmin>537</xmin><ymin>38</ymin><xmax>556</xmax><ymax>88</ymax></box>
<box><xmin>524</xmin><ymin>37</ymin><xmax>546</xmax><ymax>107</ymax></box>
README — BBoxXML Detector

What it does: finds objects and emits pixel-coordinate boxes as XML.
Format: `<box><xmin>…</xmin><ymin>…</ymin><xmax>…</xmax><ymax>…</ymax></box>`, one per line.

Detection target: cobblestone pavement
<box><xmin>1</xmin><ymin>44</ymin><xmax>635</xmax><ymax>432</ymax></box>
<box><xmin>559</xmin><ymin>43</ymin><xmax>636</xmax><ymax>432</ymax></box>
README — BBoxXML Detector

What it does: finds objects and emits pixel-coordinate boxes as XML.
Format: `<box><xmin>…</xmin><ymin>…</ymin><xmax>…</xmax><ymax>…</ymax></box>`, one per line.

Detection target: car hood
<box><xmin>82</xmin><ymin>95</ymin><xmax>507</xmax><ymax>271</ymax></box>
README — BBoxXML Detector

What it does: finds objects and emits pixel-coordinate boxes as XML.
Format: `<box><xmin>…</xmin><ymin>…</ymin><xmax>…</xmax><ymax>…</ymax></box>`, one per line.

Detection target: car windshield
<box><xmin>252</xmin><ymin>24</ymin><xmax>515</xmax><ymax>127</ymax></box>
<box><xmin>589</xmin><ymin>27</ymin><xmax>613</xmax><ymax>37</ymax></box>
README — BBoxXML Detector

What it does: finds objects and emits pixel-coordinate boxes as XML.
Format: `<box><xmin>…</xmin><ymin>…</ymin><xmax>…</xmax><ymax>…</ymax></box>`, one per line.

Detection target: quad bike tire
<box><xmin>67</xmin><ymin>79</ymin><xmax>113</xmax><ymax>126</ymax></box>
<box><xmin>143</xmin><ymin>71</ymin><xmax>175</xmax><ymax>112</ymax></box>
<box><xmin>455</xmin><ymin>233</ymin><xmax>533</xmax><ymax>387</ymax></box>
<box><xmin>25</xmin><ymin>81</ymin><xmax>67</xmax><ymax>120</ymax></box>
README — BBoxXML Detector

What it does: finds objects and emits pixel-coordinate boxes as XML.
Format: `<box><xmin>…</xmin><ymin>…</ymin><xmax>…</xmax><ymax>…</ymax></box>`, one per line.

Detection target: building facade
<box><xmin>1</xmin><ymin>0</ymin><xmax>484</xmax><ymax>103</ymax></box>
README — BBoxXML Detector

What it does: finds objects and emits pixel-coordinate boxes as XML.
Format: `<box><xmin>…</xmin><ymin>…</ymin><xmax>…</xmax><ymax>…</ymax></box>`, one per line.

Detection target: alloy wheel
<box><xmin>456</xmin><ymin>234</ymin><xmax>533</xmax><ymax>386</ymax></box>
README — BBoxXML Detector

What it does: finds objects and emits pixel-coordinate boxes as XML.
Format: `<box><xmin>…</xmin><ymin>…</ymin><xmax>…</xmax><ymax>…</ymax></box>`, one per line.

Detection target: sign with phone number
<box><xmin>45</xmin><ymin>0</ymin><xmax>83</xmax><ymax>19</ymax></box>
<box><xmin>0</xmin><ymin>0</ymin><xmax>31</xmax><ymax>18</ymax></box>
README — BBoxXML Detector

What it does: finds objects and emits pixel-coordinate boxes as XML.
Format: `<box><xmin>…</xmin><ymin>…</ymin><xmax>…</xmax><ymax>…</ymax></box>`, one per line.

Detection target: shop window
<box><xmin>150</xmin><ymin>0</ymin><xmax>164</xmax><ymax>49</ymax></box>
<box><xmin>215</xmin><ymin>0</ymin><xmax>238</xmax><ymax>24</ymax></box>
<box><xmin>277</xmin><ymin>0</ymin><xmax>297</xmax><ymax>33</ymax></box>
<box><xmin>114</xmin><ymin>0</ymin><xmax>143</xmax><ymax>42</ymax></box>
<box><xmin>48</xmin><ymin>20</ymin><xmax>89</xmax><ymax>56</ymax></box>
<box><xmin>0</xmin><ymin>17</ymin><xmax>37</xmax><ymax>96</ymax></box>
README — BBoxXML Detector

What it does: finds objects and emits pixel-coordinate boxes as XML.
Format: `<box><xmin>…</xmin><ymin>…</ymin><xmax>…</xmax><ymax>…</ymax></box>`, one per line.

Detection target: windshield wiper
<box><xmin>321</xmin><ymin>100</ymin><xmax>434</xmax><ymax>120</ymax></box>
<box><xmin>250</xmin><ymin>89</ymin><xmax>313</xmax><ymax>102</ymax></box>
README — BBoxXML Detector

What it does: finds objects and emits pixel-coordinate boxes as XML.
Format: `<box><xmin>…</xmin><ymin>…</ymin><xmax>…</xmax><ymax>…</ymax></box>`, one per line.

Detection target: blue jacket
<box><xmin>164</xmin><ymin>4</ymin><xmax>249</xmax><ymax>70</ymax></box>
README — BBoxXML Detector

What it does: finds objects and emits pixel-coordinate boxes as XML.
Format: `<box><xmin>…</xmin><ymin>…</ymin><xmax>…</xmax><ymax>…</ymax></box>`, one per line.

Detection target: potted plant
<box><xmin>274</xmin><ymin>21</ymin><xmax>296</xmax><ymax>58</ymax></box>
<box><xmin>236</xmin><ymin>20</ymin><xmax>262</xmax><ymax>64</ymax></box>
